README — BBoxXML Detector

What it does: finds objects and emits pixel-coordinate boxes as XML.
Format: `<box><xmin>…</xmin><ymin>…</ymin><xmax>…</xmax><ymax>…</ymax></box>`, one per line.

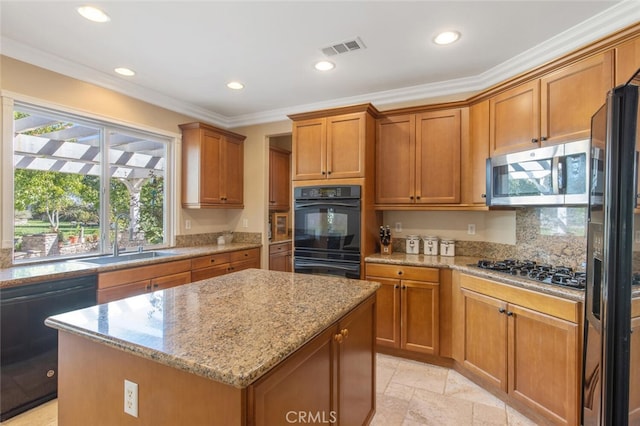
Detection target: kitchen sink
<box><xmin>73</xmin><ymin>251</ymin><xmax>172</xmax><ymax>265</ymax></box>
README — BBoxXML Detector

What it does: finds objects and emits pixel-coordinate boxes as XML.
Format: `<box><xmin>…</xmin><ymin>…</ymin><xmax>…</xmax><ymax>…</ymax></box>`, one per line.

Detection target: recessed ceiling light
<box><xmin>314</xmin><ymin>61</ymin><xmax>335</xmax><ymax>71</ymax></box>
<box><xmin>434</xmin><ymin>31</ymin><xmax>460</xmax><ymax>45</ymax></box>
<box><xmin>114</xmin><ymin>67</ymin><xmax>135</xmax><ymax>77</ymax></box>
<box><xmin>77</xmin><ymin>6</ymin><xmax>110</xmax><ymax>23</ymax></box>
<box><xmin>227</xmin><ymin>81</ymin><xmax>244</xmax><ymax>90</ymax></box>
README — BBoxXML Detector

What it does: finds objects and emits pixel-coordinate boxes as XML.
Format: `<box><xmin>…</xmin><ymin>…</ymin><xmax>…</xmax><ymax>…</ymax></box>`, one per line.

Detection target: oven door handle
<box><xmin>294</xmin><ymin>260</ymin><xmax>360</xmax><ymax>271</ymax></box>
<box><xmin>294</xmin><ymin>201</ymin><xmax>359</xmax><ymax>209</ymax></box>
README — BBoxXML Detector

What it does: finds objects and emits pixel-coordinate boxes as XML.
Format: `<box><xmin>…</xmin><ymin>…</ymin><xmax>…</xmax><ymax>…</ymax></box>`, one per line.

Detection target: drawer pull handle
<box><xmin>210</xmin><ymin>259</ymin><xmax>216</xmax><ymax>263</ymax></box>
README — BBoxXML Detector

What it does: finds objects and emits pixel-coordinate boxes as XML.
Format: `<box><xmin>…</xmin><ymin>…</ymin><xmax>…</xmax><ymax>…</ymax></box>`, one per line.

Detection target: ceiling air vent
<box><xmin>321</xmin><ymin>37</ymin><xmax>366</xmax><ymax>57</ymax></box>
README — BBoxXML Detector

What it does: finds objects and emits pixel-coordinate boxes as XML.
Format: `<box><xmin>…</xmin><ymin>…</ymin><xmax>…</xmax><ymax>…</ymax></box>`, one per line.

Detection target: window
<box><xmin>12</xmin><ymin>103</ymin><xmax>173</xmax><ymax>263</ymax></box>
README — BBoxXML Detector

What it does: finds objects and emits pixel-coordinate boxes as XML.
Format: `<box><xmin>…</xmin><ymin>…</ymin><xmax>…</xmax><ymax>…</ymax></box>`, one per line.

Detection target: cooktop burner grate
<box><xmin>474</xmin><ymin>259</ymin><xmax>586</xmax><ymax>290</ymax></box>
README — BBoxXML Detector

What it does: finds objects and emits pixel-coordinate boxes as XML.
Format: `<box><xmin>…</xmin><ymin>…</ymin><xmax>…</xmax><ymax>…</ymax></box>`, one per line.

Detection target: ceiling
<box><xmin>2</xmin><ymin>1</ymin><xmax>639</xmax><ymax>128</ymax></box>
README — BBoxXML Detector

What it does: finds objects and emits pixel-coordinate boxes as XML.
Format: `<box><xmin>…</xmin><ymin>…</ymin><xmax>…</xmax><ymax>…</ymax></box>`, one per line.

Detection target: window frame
<box><xmin>2</xmin><ymin>94</ymin><xmax>178</xmax><ymax>264</ymax></box>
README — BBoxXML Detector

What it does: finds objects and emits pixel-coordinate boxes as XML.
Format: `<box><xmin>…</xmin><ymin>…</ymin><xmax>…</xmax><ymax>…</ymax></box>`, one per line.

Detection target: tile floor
<box><xmin>1</xmin><ymin>354</ymin><xmax>538</xmax><ymax>426</ymax></box>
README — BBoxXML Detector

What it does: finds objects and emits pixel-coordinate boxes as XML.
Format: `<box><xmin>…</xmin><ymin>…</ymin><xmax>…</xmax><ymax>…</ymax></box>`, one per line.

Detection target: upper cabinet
<box><xmin>468</xmin><ymin>101</ymin><xmax>490</xmax><ymax>204</ymax></box>
<box><xmin>615</xmin><ymin>35</ymin><xmax>640</xmax><ymax>85</ymax></box>
<box><xmin>289</xmin><ymin>104</ymin><xmax>378</xmax><ymax>181</ymax></box>
<box><xmin>376</xmin><ymin>108</ymin><xmax>462</xmax><ymax>206</ymax></box>
<box><xmin>269</xmin><ymin>146</ymin><xmax>290</xmax><ymax>211</ymax></box>
<box><xmin>490</xmin><ymin>52</ymin><xmax>613</xmax><ymax>155</ymax></box>
<box><xmin>179</xmin><ymin>122</ymin><xmax>245</xmax><ymax>209</ymax></box>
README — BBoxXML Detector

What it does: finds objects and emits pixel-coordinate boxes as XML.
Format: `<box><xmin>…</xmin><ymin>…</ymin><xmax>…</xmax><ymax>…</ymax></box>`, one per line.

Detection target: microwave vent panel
<box><xmin>321</xmin><ymin>37</ymin><xmax>366</xmax><ymax>57</ymax></box>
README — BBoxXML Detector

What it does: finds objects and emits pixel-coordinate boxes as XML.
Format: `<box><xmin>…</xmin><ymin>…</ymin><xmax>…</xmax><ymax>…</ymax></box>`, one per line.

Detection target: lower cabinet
<box><xmin>248</xmin><ymin>294</ymin><xmax>376</xmax><ymax>426</ymax></box>
<box><xmin>269</xmin><ymin>241</ymin><xmax>292</xmax><ymax>272</ymax></box>
<box><xmin>191</xmin><ymin>248</ymin><xmax>261</xmax><ymax>281</ymax></box>
<box><xmin>97</xmin><ymin>260</ymin><xmax>192</xmax><ymax>304</ymax></box>
<box><xmin>366</xmin><ymin>263</ymin><xmax>439</xmax><ymax>355</ymax></box>
<box><xmin>454</xmin><ymin>272</ymin><xmax>582</xmax><ymax>426</ymax></box>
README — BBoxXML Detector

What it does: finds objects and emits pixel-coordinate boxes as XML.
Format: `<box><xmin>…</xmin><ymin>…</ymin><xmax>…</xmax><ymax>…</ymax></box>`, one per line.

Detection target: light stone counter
<box><xmin>0</xmin><ymin>243</ymin><xmax>261</xmax><ymax>288</ymax></box>
<box><xmin>45</xmin><ymin>268</ymin><xmax>380</xmax><ymax>388</ymax></box>
<box><xmin>365</xmin><ymin>252</ymin><xmax>585</xmax><ymax>302</ymax></box>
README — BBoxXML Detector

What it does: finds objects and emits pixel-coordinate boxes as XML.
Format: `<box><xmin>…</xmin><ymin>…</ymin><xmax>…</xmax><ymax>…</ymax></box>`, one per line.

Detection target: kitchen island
<box><xmin>45</xmin><ymin>269</ymin><xmax>379</xmax><ymax>425</ymax></box>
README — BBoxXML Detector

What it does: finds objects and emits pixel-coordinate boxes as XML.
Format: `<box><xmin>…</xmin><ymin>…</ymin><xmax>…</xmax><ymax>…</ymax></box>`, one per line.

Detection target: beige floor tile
<box><xmin>377</xmin><ymin>353</ymin><xmax>402</xmax><ymax>369</ymax></box>
<box><xmin>0</xmin><ymin>400</ymin><xmax>57</xmax><ymax>426</ymax></box>
<box><xmin>377</xmin><ymin>364</ymin><xmax>397</xmax><ymax>394</ymax></box>
<box><xmin>385</xmin><ymin>382</ymin><xmax>416</xmax><ymax>401</ymax></box>
<box><xmin>506</xmin><ymin>405</ymin><xmax>541</xmax><ymax>426</ymax></box>
<box><xmin>391</xmin><ymin>359</ymin><xmax>449</xmax><ymax>394</ymax></box>
<box><xmin>371</xmin><ymin>394</ymin><xmax>410</xmax><ymax>426</ymax></box>
<box><xmin>403</xmin><ymin>388</ymin><xmax>474</xmax><ymax>426</ymax></box>
<box><xmin>444</xmin><ymin>369</ymin><xmax>506</xmax><ymax>409</ymax></box>
<box><xmin>473</xmin><ymin>402</ymin><xmax>508</xmax><ymax>425</ymax></box>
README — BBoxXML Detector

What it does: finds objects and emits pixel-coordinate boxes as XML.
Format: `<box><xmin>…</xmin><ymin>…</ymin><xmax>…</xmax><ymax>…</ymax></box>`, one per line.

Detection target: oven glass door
<box><xmin>294</xmin><ymin>258</ymin><xmax>361</xmax><ymax>280</ymax></box>
<box><xmin>294</xmin><ymin>199</ymin><xmax>361</xmax><ymax>254</ymax></box>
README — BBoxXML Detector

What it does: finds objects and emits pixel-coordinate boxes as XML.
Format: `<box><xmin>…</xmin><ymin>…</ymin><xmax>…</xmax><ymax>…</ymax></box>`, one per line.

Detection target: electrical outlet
<box><xmin>185</xmin><ymin>220</ymin><xmax>191</xmax><ymax>230</ymax></box>
<box><xmin>395</xmin><ymin>222</ymin><xmax>402</xmax><ymax>232</ymax></box>
<box><xmin>468</xmin><ymin>224</ymin><xmax>476</xmax><ymax>235</ymax></box>
<box><xmin>242</xmin><ymin>218</ymin><xmax>249</xmax><ymax>228</ymax></box>
<box><xmin>124</xmin><ymin>380</ymin><xmax>138</xmax><ymax>418</ymax></box>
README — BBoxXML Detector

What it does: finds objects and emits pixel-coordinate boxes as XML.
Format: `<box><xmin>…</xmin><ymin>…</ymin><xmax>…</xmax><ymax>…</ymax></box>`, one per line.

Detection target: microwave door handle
<box><xmin>553</xmin><ymin>156</ymin><xmax>562</xmax><ymax>194</ymax></box>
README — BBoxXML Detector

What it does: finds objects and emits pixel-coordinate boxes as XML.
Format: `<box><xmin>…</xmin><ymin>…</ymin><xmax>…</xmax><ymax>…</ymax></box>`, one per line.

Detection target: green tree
<box><xmin>14</xmin><ymin>170</ymin><xmax>86</xmax><ymax>231</ymax></box>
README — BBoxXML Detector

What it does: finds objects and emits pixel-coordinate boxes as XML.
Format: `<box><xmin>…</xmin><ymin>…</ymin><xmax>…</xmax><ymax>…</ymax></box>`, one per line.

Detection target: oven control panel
<box><xmin>294</xmin><ymin>185</ymin><xmax>361</xmax><ymax>200</ymax></box>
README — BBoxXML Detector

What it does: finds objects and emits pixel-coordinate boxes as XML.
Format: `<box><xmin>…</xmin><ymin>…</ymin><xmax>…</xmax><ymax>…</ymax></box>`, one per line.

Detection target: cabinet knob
<box><xmin>481</xmin><ymin>194</ymin><xmax>487</xmax><ymax>198</ymax></box>
<box><xmin>321</xmin><ymin>171</ymin><xmax>326</xmax><ymax>175</ymax></box>
<box><xmin>540</xmin><ymin>136</ymin><xmax>547</xmax><ymax>141</ymax></box>
<box><xmin>498</xmin><ymin>308</ymin><xmax>506</xmax><ymax>314</ymax></box>
<box><xmin>327</xmin><ymin>171</ymin><xmax>332</xmax><ymax>175</ymax></box>
<box><xmin>416</xmin><ymin>196</ymin><xmax>421</xmax><ymax>200</ymax></box>
<box><xmin>340</xmin><ymin>328</ymin><xmax>349</xmax><ymax>338</ymax></box>
<box><xmin>153</xmin><ymin>284</ymin><xmax>159</xmax><ymax>289</ymax></box>
<box><xmin>506</xmin><ymin>311</ymin><xmax>514</xmax><ymax>317</ymax></box>
<box><xmin>394</xmin><ymin>284</ymin><xmax>399</xmax><ymax>289</ymax></box>
<box><xmin>397</xmin><ymin>270</ymin><xmax>403</xmax><ymax>276</ymax></box>
<box><xmin>210</xmin><ymin>259</ymin><xmax>216</xmax><ymax>263</ymax></box>
<box><xmin>409</xmin><ymin>196</ymin><xmax>414</xmax><ymax>200</ymax></box>
<box><xmin>531</xmin><ymin>138</ymin><xmax>538</xmax><ymax>143</ymax></box>
<box><xmin>269</xmin><ymin>200</ymin><xmax>275</xmax><ymax>203</ymax></box>
<box><xmin>334</xmin><ymin>334</ymin><xmax>344</xmax><ymax>343</ymax></box>
<box><xmin>401</xmin><ymin>285</ymin><xmax>407</xmax><ymax>290</ymax></box>
<box><xmin>146</xmin><ymin>284</ymin><xmax>151</xmax><ymax>290</ymax></box>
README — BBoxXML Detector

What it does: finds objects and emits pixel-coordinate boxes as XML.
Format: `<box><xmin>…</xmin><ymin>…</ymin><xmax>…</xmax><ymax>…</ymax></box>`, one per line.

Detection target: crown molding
<box><xmin>2</xmin><ymin>0</ymin><xmax>639</xmax><ymax>129</ymax></box>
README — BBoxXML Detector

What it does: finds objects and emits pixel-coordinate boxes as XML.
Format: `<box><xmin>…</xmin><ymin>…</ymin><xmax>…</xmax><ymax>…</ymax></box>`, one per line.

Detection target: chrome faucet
<box><xmin>113</xmin><ymin>213</ymin><xmax>130</xmax><ymax>257</ymax></box>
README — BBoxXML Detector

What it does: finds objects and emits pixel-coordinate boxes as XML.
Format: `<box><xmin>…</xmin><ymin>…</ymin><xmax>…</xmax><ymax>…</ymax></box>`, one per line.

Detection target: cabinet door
<box><xmin>269</xmin><ymin>252</ymin><xmax>289</xmax><ymax>272</ymax></box>
<box><xmin>200</xmin><ymin>130</ymin><xmax>224</xmax><ymax>204</ymax></box>
<box><xmin>540</xmin><ymin>52</ymin><xmax>613</xmax><ymax>145</ymax></box>
<box><xmin>415</xmin><ymin>109</ymin><xmax>461</xmax><ymax>204</ymax></box>
<box><xmin>269</xmin><ymin>147</ymin><xmax>290</xmax><ymax>211</ymax></box>
<box><xmin>368</xmin><ymin>277</ymin><xmax>401</xmax><ymax>348</ymax></box>
<box><xmin>615</xmin><ymin>36</ymin><xmax>640</xmax><ymax>85</ymax></box>
<box><xmin>508</xmin><ymin>303</ymin><xmax>580</xmax><ymax>426</ymax></box>
<box><xmin>222</xmin><ymin>136</ymin><xmax>244</xmax><ymax>206</ymax></box>
<box><xmin>489</xmin><ymin>80</ymin><xmax>540</xmax><ymax>155</ymax></box>
<box><xmin>336</xmin><ymin>296</ymin><xmax>375</xmax><ymax>426</ymax></box>
<box><xmin>460</xmin><ymin>288</ymin><xmax>508</xmax><ymax>391</ymax></box>
<box><xmin>401</xmin><ymin>280</ymin><xmax>439</xmax><ymax>355</ymax></box>
<box><xmin>292</xmin><ymin>118</ymin><xmax>326</xmax><ymax>180</ymax></box>
<box><xmin>250</xmin><ymin>326</ymin><xmax>335</xmax><ymax>426</ymax></box>
<box><xmin>326</xmin><ymin>112</ymin><xmax>365</xmax><ymax>179</ymax></box>
<box><xmin>375</xmin><ymin>115</ymin><xmax>416</xmax><ymax>204</ymax></box>
<box><xmin>469</xmin><ymin>101</ymin><xmax>490</xmax><ymax>204</ymax></box>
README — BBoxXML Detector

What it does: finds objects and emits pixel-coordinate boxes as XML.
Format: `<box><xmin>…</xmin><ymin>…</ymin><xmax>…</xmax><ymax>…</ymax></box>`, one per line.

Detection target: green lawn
<box><xmin>14</xmin><ymin>220</ymin><xmax>99</xmax><ymax>240</ymax></box>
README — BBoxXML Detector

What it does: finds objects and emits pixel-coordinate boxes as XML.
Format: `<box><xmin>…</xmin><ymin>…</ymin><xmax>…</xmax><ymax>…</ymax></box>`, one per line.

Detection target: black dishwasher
<box><xmin>0</xmin><ymin>275</ymin><xmax>97</xmax><ymax>421</ymax></box>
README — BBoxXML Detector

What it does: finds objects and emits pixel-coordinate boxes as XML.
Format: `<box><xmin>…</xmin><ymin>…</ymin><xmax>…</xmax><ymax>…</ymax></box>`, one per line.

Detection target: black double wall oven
<box><xmin>293</xmin><ymin>185</ymin><xmax>361</xmax><ymax>279</ymax></box>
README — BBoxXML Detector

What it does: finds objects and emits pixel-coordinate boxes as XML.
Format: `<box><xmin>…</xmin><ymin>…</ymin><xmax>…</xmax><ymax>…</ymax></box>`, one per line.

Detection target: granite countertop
<box><xmin>45</xmin><ymin>268</ymin><xmax>380</xmax><ymax>388</ymax></box>
<box><xmin>0</xmin><ymin>243</ymin><xmax>262</xmax><ymax>289</ymax></box>
<box><xmin>365</xmin><ymin>253</ymin><xmax>586</xmax><ymax>302</ymax></box>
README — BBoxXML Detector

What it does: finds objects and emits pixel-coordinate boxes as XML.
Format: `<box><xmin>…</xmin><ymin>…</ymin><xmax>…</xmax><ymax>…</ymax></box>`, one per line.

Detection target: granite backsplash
<box><xmin>389</xmin><ymin>207</ymin><xmax>588</xmax><ymax>270</ymax></box>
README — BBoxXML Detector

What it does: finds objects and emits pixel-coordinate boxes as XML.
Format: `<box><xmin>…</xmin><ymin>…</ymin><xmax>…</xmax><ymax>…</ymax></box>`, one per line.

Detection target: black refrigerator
<box><xmin>582</xmin><ymin>68</ymin><xmax>640</xmax><ymax>426</ymax></box>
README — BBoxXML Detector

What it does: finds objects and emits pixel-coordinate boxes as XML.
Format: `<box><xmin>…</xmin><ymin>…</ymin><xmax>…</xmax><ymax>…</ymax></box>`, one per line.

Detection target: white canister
<box><xmin>440</xmin><ymin>239</ymin><xmax>455</xmax><ymax>257</ymax></box>
<box><xmin>405</xmin><ymin>235</ymin><xmax>420</xmax><ymax>254</ymax></box>
<box><xmin>422</xmin><ymin>236</ymin><xmax>439</xmax><ymax>255</ymax></box>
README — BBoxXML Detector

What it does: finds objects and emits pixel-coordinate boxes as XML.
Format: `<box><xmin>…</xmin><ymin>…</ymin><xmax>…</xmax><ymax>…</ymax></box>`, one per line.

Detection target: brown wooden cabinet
<box><xmin>191</xmin><ymin>248</ymin><xmax>260</xmax><ymax>282</ymax></box>
<box><xmin>454</xmin><ymin>273</ymin><xmax>582</xmax><ymax>426</ymax></box>
<box><xmin>490</xmin><ymin>52</ymin><xmax>613</xmax><ymax>155</ymax></box>
<box><xmin>289</xmin><ymin>105</ymin><xmax>377</xmax><ymax>181</ymax></box>
<box><xmin>269</xmin><ymin>241</ymin><xmax>292</xmax><ymax>272</ymax></box>
<box><xmin>180</xmin><ymin>122</ymin><xmax>245</xmax><ymax>208</ymax></box>
<box><xmin>366</xmin><ymin>263</ymin><xmax>439</xmax><ymax>355</ymax></box>
<box><xmin>615</xmin><ymin>35</ymin><xmax>640</xmax><ymax>85</ymax></box>
<box><xmin>269</xmin><ymin>147</ymin><xmax>290</xmax><ymax>211</ymax></box>
<box><xmin>97</xmin><ymin>260</ymin><xmax>192</xmax><ymax>304</ymax></box>
<box><xmin>468</xmin><ymin>100</ymin><xmax>490</xmax><ymax>204</ymax></box>
<box><xmin>376</xmin><ymin>108</ymin><xmax>462</xmax><ymax>205</ymax></box>
<box><xmin>249</xmin><ymin>295</ymin><xmax>376</xmax><ymax>426</ymax></box>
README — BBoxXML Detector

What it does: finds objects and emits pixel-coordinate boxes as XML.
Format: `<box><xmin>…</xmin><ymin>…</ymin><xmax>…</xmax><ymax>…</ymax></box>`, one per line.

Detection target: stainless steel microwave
<box><xmin>486</xmin><ymin>139</ymin><xmax>590</xmax><ymax>206</ymax></box>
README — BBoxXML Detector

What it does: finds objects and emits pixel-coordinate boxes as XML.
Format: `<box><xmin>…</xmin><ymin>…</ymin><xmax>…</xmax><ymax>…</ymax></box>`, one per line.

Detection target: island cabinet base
<box><xmin>56</xmin><ymin>293</ymin><xmax>376</xmax><ymax>426</ymax></box>
<box><xmin>57</xmin><ymin>332</ymin><xmax>246</xmax><ymax>425</ymax></box>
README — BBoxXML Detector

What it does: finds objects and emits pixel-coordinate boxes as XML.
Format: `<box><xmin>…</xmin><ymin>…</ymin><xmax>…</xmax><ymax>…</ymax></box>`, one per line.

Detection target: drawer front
<box><xmin>229</xmin><ymin>258</ymin><xmax>260</xmax><ymax>274</ymax></box>
<box><xmin>269</xmin><ymin>242</ymin><xmax>292</xmax><ymax>255</ymax></box>
<box><xmin>191</xmin><ymin>253</ymin><xmax>231</xmax><ymax>270</ymax></box>
<box><xmin>97</xmin><ymin>280</ymin><xmax>151</xmax><ymax>304</ymax></box>
<box><xmin>98</xmin><ymin>259</ymin><xmax>192</xmax><ymax>289</ymax></box>
<box><xmin>150</xmin><ymin>271</ymin><xmax>192</xmax><ymax>290</ymax></box>
<box><xmin>459</xmin><ymin>273</ymin><xmax>581</xmax><ymax>323</ymax></box>
<box><xmin>229</xmin><ymin>248</ymin><xmax>260</xmax><ymax>263</ymax></box>
<box><xmin>366</xmin><ymin>263</ymin><xmax>439</xmax><ymax>282</ymax></box>
<box><xmin>191</xmin><ymin>264</ymin><xmax>230</xmax><ymax>282</ymax></box>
